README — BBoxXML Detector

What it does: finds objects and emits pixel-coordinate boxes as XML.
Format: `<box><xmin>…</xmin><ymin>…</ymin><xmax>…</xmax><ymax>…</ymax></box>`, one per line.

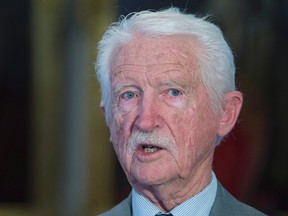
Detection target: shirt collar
<box><xmin>132</xmin><ymin>172</ymin><xmax>217</xmax><ymax>216</ymax></box>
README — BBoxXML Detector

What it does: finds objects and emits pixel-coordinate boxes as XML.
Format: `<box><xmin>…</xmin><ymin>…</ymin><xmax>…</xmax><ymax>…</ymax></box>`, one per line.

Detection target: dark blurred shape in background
<box><xmin>0</xmin><ymin>0</ymin><xmax>31</xmax><ymax>203</ymax></box>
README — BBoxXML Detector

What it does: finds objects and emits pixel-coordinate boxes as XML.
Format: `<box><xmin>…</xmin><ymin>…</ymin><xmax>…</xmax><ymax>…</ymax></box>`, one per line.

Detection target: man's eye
<box><xmin>168</xmin><ymin>89</ymin><xmax>182</xmax><ymax>97</ymax></box>
<box><xmin>121</xmin><ymin>91</ymin><xmax>137</xmax><ymax>100</ymax></box>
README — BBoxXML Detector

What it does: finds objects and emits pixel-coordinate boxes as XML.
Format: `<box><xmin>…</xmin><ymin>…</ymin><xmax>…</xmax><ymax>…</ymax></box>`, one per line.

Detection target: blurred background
<box><xmin>0</xmin><ymin>0</ymin><xmax>288</xmax><ymax>215</ymax></box>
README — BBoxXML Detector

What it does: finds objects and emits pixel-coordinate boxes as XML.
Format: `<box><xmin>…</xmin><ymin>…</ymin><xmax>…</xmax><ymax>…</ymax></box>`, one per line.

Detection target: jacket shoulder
<box><xmin>98</xmin><ymin>194</ymin><xmax>132</xmax><ymax>216</ymax></box>
<box><xmin>210</xmin><ymin>182</ymin><xmax>267</xmax><ymax>216</ymax></box>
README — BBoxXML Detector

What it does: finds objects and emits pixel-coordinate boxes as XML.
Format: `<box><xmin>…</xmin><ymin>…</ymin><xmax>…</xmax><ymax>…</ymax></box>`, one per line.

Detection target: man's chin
<box><xmin>129</xmin><ymin>172</ymin><xmax>175</xmax><ymax>189</ymax></box>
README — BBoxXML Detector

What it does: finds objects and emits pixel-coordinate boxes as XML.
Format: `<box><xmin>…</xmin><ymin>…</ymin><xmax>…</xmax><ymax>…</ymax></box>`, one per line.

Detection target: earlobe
<box><xmin>100</xmin><ymin>101</ymin><xmax>105</xmax><ymax>113</ymax></box>
<box><xmin>217</xmin><ymin>91</ymin><xmax>243</xmax><ymax>137</ymax></box>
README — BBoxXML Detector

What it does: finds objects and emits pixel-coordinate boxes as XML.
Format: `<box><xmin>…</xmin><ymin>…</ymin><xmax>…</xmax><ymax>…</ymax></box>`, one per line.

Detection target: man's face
<box><xmin>108</xmin><ymin>36</ymin><xmax>221</xmax><ymax>190</ymax></box>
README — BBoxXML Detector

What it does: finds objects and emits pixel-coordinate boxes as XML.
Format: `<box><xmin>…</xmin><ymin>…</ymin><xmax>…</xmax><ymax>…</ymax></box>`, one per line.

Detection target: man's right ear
<box><xmin>100</xmin><ymin>101</ymin><xmax>105</xmax><ymax>113</ymax></box>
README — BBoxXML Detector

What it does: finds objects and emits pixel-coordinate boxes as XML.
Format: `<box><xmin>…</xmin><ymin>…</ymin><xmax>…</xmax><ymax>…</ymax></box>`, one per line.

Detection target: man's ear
<box><xmin>217</xmin><ymin>91</ymin><xmax>243</xmax><ymax>137</ymax></box>
<box><xmin>100</xmin><ymin>101</ymin><xmax>105</xmax><ymax>113</ymax></box>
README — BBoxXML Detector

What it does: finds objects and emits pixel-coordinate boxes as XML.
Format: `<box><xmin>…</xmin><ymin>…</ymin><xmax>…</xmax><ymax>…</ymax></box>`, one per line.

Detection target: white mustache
<box><xmin>128</xmin><ymin>130</ymin><xmax>176</xmax><ymax>152</ymax></box>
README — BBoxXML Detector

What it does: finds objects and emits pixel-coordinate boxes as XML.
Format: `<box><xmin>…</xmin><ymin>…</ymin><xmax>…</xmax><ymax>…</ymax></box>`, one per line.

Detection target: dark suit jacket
<box><xmin>99</xmin><ymin>182</ymin><xmax>267</xmax><ymax>216</ymax></box>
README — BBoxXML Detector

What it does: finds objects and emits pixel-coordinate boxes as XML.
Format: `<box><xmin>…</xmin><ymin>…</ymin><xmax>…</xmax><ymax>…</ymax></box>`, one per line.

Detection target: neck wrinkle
<box><xmin>135</xmin><ymin>169</ymin><xmax>212</xmax><ymax>212</ymax></box>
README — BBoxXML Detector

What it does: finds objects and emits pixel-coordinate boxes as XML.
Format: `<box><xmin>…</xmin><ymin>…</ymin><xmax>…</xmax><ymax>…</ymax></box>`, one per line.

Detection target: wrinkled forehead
<box><xmin>110</xmin><ymin>35</ymin><xmax>202</xmax><ymax>77</ymax></box>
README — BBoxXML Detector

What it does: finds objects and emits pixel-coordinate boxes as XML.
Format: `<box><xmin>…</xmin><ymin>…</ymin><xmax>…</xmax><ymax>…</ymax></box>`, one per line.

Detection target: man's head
<box><xmin>97</xmin><ymin>7</ymin><xmax>237</xmax><ymax>124</ymax></box>
<box><xmin>96</xmin><ymin>7</ymin><xmax>242</xmax><ymax>206</ymax></box>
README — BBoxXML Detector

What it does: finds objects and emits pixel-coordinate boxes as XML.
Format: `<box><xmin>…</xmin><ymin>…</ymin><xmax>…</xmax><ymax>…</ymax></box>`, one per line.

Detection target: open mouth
<box><xmin>141</xmin><ymin>145</ymin><xmax>161</xmax><ymax>153</ymax></box>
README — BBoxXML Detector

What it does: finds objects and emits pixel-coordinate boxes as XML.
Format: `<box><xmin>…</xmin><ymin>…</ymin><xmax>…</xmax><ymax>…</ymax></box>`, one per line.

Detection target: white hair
<box><xmin>96</xmin><ymin>7</ymin><xmax>236</xmax><ymax>124</ymax></box>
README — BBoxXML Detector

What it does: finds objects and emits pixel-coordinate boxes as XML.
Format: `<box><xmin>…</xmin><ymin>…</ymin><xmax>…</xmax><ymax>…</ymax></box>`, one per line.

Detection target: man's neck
<box><xmin>133</xmin><ymin>169</ymin><xmax>212</xmax><ymax>212</ymax></box>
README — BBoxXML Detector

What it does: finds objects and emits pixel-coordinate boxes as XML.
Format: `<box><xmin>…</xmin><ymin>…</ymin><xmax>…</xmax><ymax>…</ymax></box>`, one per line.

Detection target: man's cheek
<box><xmin>110</xmin><ymin>114</ymin><xmax>129</xmax><ymax>146</ymax></box>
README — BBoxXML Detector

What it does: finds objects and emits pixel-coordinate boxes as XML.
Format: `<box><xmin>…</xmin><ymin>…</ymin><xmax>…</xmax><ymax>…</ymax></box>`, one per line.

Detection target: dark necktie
<box><xmin>155</xmin><ymin>212</ymin><xmax>173</xmax><ymax>216</ymax></box>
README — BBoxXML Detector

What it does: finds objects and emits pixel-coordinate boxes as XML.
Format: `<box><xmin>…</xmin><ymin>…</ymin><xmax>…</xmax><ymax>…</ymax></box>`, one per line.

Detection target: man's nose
<box><xmin>135</xmin><ymin>95</ymin><xmax>162</xmax><ymax>132</ymax></box>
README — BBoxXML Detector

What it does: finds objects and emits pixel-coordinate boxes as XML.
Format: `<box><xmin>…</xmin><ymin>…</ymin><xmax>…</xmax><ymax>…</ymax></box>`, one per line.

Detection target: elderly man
<box><xmin>96</xmin><ymin>7</ymin><xmax>266</xmax><ymax>216</ymax></box>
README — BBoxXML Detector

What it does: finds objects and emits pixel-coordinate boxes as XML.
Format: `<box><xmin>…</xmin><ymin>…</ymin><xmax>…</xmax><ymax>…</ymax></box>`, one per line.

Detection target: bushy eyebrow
<box><xmin>112</xmin><ymin>83</ymin><xmax>141</xmax><ymax>97</ymax></box>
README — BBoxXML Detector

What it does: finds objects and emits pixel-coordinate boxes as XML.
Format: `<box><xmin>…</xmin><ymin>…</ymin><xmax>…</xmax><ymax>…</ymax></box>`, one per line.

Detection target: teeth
<box><xmin>143</xmin><ymin>146</ymin><xmax>160</xmax><ymax>153</ymax></box>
